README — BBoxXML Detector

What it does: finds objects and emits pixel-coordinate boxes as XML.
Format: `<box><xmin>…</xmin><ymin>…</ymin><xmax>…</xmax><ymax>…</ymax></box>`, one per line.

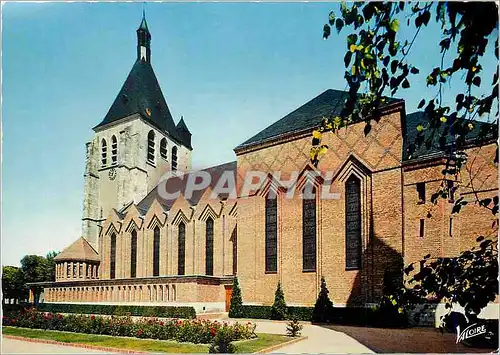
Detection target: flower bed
<box><xmin>3</xmin><ymin>308</ymin><xmax>256</xmax><ymax>344</ymax></box>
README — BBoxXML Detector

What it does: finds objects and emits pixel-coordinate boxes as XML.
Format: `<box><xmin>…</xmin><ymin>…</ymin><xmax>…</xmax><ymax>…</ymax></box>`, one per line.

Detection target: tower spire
<box><xmin>137</xmin><ymin>8</ymin><xmax>151</xmax><ymax>62</ymax></box>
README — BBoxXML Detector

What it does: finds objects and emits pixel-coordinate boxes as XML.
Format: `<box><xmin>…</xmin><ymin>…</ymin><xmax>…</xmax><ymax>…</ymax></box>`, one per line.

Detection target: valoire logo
<box><xmin>456</xmin><ymin>323</ymin><xmax>487</xmax><ymax>344</ymax></box>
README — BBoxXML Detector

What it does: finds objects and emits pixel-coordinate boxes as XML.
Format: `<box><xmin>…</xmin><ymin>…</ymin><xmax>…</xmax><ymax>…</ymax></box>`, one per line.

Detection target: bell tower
<box><xmin>80</xmin><ymin>13</ymin><xmax>193</xmax><ymax>252</ymax></box>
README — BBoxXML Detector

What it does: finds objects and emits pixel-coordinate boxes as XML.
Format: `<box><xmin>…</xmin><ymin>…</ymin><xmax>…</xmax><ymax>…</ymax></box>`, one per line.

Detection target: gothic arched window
<box><xmin>171</xmin><ymin>146</ymin><xmax>178</xmax><ymax>171</ymax></box>
<box><xmin>130</xmin><ymin>230</ymin><xmax>137</xmax><ymax>278</ymax></box>
<box><xmin>101</xmin><ymin>139</ymin><xmax>107</xmax><ymax>167</ymax></box>
<box><xmin>111</xmin><ymin>135</ymin><xmax>118</xmax><ymax>165</ymax></box>
<box><xmin>153</xmin><ymin>226</ymin><xmax>160</xmax><ymax>277</ymax></box>
<box><xmin>147</xmin><ymin>130</ymin><xmax>155</xmax><ymax>164</ymax></box>
<box><xmin>110</xmin><ymin>233</ymin><xmax>116</xmax><ymax>279</ymax></box>
<box><xmin>302</xmin><ymin>185</ymin><xmax>316</xmax><ymax>272</ymax></box>
<box><xmin>178</xmin><ymin>222</ymin><xmax>185</xmax><ymax>275</ymax></box>
<box><xmin>232</xmin><ymin>227</ymin><xmax>237</xmax><ymax>275</ymax></box>
<box><xmin>345</xmin><ymin>175</ymin><xmax>362</xmax><ymax>269</ymax></box>
<box><xmin>265</xmin><ymin>196</ymin><xmax>278</xmax><ymax>273</ymax></box>
<box><xmin>206</xmin><ymin>217</ymin><xmax>214</xmax><ymax>276</ymax></box>
<box><xmin>160</xmin><ymin>138</ymin><xmax>168</xmax><ymax>159</ymax></box>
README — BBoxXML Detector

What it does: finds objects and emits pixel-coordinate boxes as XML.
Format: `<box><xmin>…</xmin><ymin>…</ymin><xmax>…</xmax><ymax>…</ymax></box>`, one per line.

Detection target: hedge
<box><xmin>36</xmin><ymin>303</ymin><xmax>196</xmax><ymax>319</ymax></box>
<box><xmin>2</xmin><ymin>308</ymin><xmax>256</xmax><ymax>344</ymax></box>
<box><xmin>233</xmin><ymin>305</ymin><xmax>406</xmax><ymax>327</ymax></box>
<box><xmin>233</xmin><ymin>305</ymin><xmax>313</xmax><ymax>321</ymax></box>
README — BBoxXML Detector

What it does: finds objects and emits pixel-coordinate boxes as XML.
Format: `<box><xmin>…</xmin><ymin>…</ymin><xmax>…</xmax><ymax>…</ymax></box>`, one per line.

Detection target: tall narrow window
<box><xmin>147</xmin><ymin>130</ymin><xmax>155</xmax><ymax>164</ymax></box>
<box><xmin>447</xmin><ymin>180</ymin><xmax>455</xmax><ymax>202</ymax></box>
<box><xmin>232</xmin><ymin>227</ymin><xmax>238</xmax><ymax>275</ymax></box>
<box><xmin>449</xmin><ymin>218</ymin><xmax>453</xmax><ymax>237</ymax></box>
<box><xmin>206</xmin><ymin>217</ymin><xmax>214</xmax><ymax>276</ymax></box>
<box><xmin>130</xmin><ymin>230</ymin><xmax>137</xmax><ymax>278</ymax></box>
<box><xmin>111</xmin><ymin>135</ymin><xmax>118</xmax><ymax>165</ymax></box>
<box><xmin>345</xmin><ymin>176</ymin><xmax>362</xmax><ymax>269</ymax></box>
<box><xmin>302</xmin><ymin>186</ymin><xmax>317</xmax><ymax>271</ymax></box>
<box><xmin>160</xmin><ymin>138</ymin><xmax>168</xmax><ymax>159</ymax></box>
<box><xmin>101</xmin><ymin>139</ymin><xmax>107</xmax><ymax>167</ymax></box>
<box><xmin>419</xmin><ymin>218</ymin><xmax>425</xmax><ymax>238</ymax></box>
<box><xmin>172</xmin><ymin>146</ymin><xmax>178</xmax><ymax>171</ymax></box>
<box><xmin>265</xmin><ymin>197</ymin><xmax>278</xmax><ymax>273</ymax></box>
<box><xmin>416</xmin><ymin>182</ymin><xmax>425</xmax><ymax>203</ymax></box>
<box><xmin>110</xmin><ymin>233</ymin><xmax>116</xmax><ymax>279</ymax></box>
<box><xmin>153</xmin><ymin>226</ymin><xmax>160</xmax><ymax>277</ymax></box>
<box><xmin>178</xmin><ymin>222</ymin><xmax>185</xmax><ymax>275</ymax></box>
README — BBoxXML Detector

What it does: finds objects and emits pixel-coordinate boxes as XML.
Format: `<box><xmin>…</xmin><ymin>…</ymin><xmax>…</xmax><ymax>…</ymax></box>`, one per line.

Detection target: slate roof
<box><xmin>403</xmin><ymin>111</ymin><xmax>497</xmax><ymax>161</ymax></box>
<box><xmin>93</xmin><ymin>60</ymin><xmax>190</xmax><ymax>147</ymax></box>
<box><xmin>54</xmin><ymin>237</ymin><xmax>100</xmax><ymax>262</ymax></box>
<box><xmin>235</xmin><ymin>89</ymin><xmax>403</xmax><ymax>150</ymax></box>
<box><xmin>137</xmin><ymin>161</ymin><xmax>237</xmax><ymax>212</ymax></box>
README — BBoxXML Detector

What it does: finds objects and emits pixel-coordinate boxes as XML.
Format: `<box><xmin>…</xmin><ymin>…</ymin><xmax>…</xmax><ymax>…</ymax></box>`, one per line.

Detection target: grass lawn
<box><xmin>2</xmin><ymin>327</ymin><xmax>293</xmax><ymax>353</ymax></box>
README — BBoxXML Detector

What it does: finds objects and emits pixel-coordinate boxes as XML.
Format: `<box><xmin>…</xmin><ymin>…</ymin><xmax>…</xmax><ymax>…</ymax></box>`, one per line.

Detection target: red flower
<box><xmin>91</xmin><ymin>315</ymin><xmax>96</xmax><ymax>320</ymax></box>
<box><xmin>210</xmin><ymin>327</ymin><xmax>216</xmax><ymax>336</ymax></box>
<box><xmin>30</xmin><ymin>316</ymin><xmax>35</xmax><ymax>321</ymax></box>
<box><xmin>136</xmin><ymin>329</ymin><xmax>144</xmax><ymax>337</ymax></box>
<box><xmin>159</xmin><ymin>321</ymin><xmax>164</xmax><ymax>326</ymax></box>
<box><xmin>57</xmin><ymin>314</ymin><xmax>63</xmax><ymax>319</ymax></box>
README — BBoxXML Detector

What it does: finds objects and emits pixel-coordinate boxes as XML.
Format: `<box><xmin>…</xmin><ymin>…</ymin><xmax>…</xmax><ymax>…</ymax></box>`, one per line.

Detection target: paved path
<box><xmin>1</xmin><ymin>337</ymin><xmax>120</xmax><ymax>354</ymax></box>
<box><xmin>221</xmin><ymin>319</ymin><xmax>375</xmax><ymax>354</ymax></box>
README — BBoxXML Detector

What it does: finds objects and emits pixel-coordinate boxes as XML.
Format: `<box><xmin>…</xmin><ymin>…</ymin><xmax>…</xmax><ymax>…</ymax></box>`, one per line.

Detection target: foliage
<box><xmin>286</xmin><ymin>318</ymin><xmax>303</xmax><ymax>337</ymax></box>
<box><xmin>319</xmin><ymin>1</ymin><xmax>499</xmax><ymax>326</ymax></box>
<box><xmin>36</xmin><ymin>303</ymin><xmax>196</xmax><ymax>319</ymax></box>
<box><xmin>228</xmin><ymin>277</ymin><xmax>243</xmax><ymax>318</ymax></box>
<box><xmin>2</xmin><ymin>266</ymin><xmax>27</xmax><ymax>303</ymax></box>
<box><xmin>230</xmin><ymin>305</ymin><xmax>313</xmax><ymax>321</ymax></box>
<box><xmin>209</xmin><ymin>326</ymin><xmax>236</xmax><ymax>353</ymax></box>
<box><xmin>44</xmin><ymin>251</ymin><xmax>58</xmax><ymax>282</ymax></box>
<box><xmin>2</xmin><ymin>308</ymin><xmax>256</xmax><ymax>345</ymax></box>
<box><xmin>317</xmin><ymin>1</ymin><xmax>498</xmax><ymax>213</ymax></box>
<box><xmin>270</xmin><ymin>282</ymin><xmax>287</xmax><ymax>320</ymax></box>
<box><xmin>403</xmin><ymin>236</ymin><xmax>498</xmax><ymax>322</ymax></box>
<box><xmin>312</xmin><ymin>277</ymin><xmax>335</xmax><ymax>323</ymax></box>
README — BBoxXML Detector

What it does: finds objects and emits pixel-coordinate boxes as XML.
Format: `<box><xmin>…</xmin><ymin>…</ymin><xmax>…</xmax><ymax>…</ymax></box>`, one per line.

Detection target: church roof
<box><xmin>93</xmin><ymin>17</ymin><xmax>191</xmax><ymax>150</ymax></box>
<box><xmin>137</xmin><ymin>161</ymin><xmax>237</xmax><ymax>212</ymax></box>
<box><xmin>235</xmin><ymin>89</ymin><xmax>403</xmax><ymax>151</ymax></box>
<box><xmin>403</xmin><ymin>111</ymin><xmax>497</xmax><ymax>161</ymax></box>
<box><xmin>54</xmin><ymin>237</ymin><xmax>100</xmax><ymax>262</ymax></box>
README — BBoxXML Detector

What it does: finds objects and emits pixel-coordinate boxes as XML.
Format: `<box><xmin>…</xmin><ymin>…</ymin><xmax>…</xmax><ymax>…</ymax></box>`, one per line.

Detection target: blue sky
<box><xmin>2</xmin><ymin>2</ymin><xmax>497</xmax><ymax>266</ymax></box>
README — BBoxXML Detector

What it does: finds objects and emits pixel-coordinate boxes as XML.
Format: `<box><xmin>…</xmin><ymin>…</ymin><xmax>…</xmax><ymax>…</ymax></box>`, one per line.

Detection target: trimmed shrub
<box><xmin>232</xmin><ymin>305</ymin><xmax>313</xmax><ymax>321</ymax></box>
<box><xmin>2</xmin><ymin>308</ymin><xmax>256</xmax><ymax>344</ymax></box>
<box><xmin>228</xmin><ymin>278</ymin><xmax>243</xmax><ymax>318</ymax></box>
<box><xmin>270</xmin><ymin>282</ymin><xmax>287</xmax><ymax>320</ymax></box>
<box><xmin>312</xmin><ymin>277</ymin><xmax>334</xmax><ymax>323</ymax></box>
<box><xmin>36</xmin><ymin>303</ymin><xmax>196</xmax><ymax>319</ymax></box>
<box><xmin>286</xmin><ymin>318</ymin><xmax>303</xmax><ymax>337</ymax></box>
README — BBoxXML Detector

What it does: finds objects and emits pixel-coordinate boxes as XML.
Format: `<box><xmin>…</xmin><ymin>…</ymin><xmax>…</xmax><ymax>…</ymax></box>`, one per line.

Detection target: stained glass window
<box><xmin>131</xmin><ymin>230</ymin><xmax>137</xmax><ymax>278</ymax></box>
<box><xmin>110</xmin><ymin>233</ymin><xmax>116</xmax><ymax>279</ymax></box>
<box><xmin>345</xmin><ymin>176</ymin><xmax>361</xmax><ymax>269</ymax></box>
<box><xmin>302</xmin><ymin>186</ymin><xmax>316</xmax><ymax>271</ymax></box>
<box><xmin>206</xmin><ymin>217</ymin><xmax>214</xmax><ymax>276</ymax></box>
<box><xmin>153</xmin><ymin>227</ymin><xmax>160</xmax><ymax>276</ymax></box>
<box><xmin>265</xmin><ymin>197</ymin><xmax>278</xmax><ymax>273</ymax></box>
<box><xmin>178</xmin><ymin>222</ymin><xmax>185</xmax><ymax>275</ymax></box>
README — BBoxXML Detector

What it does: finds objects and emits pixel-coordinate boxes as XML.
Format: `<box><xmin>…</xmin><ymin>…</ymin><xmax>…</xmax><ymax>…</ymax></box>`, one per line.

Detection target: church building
<box><xmin>32</xmin><ymin>16</ymin><xmax>498</xmax><ymax>316</ymax></box>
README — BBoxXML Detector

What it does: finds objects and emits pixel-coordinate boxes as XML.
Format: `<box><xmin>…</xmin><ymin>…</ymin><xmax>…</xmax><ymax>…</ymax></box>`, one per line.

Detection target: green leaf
<box><xmin>473</xmin><ymin>76</ymin><xmax>481</xmax><ymax>87</ymax></box>
<box><xmin>390</xmin><ymin>19</ymin><xmax>400</xmax><ymax>32</ymax></box>
<box><xmin>402</xmin><ymin>78</ymin><xmax>410</xmax><ymax>89</ymax></box>
<box><xmin>344</xmin><ymin>51</ymin><xmax>353</xmax><ymax>68</ymax></box>
<box><xmin>410</xmin><ymin>67</ymin><xmax>420</xmax><ymax>74</ymax></box>
<box><xmin>335</xmin><ymin>18</ymin><xmax>344</xmax><ymax>33</ymax></box>
<box><xmin>328</xmin><ymin>11</ymin><xmax>336</xmax><ymax>26</ymax></box>
<box><xmin>323</xmin><ymin>24</ymin><xmax>331</xmax><ymax>39</ymax></box>
<box><xmin>418</xmin><ymin>99</ymin><xmax>426</xmax><ymax>109</ymax></box>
